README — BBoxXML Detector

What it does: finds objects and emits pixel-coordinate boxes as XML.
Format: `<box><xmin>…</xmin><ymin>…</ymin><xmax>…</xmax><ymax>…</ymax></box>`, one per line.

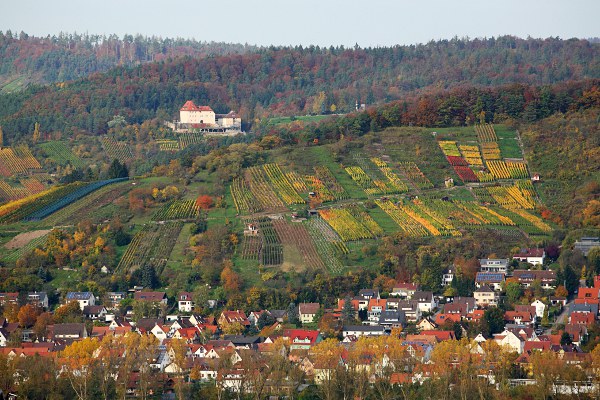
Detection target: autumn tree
<box><xmin>117</xmin><ymin>333</ymin><xmax>158</xmax><ymax>400</ymax></box>
<box><xmin>220</xmin><ymin>261</ymin><xmax>241</xmax><ymax>294</ymax></box>
<box><xmin>17</xmin><ymin>304</ymin><xmax>40</xmax><ymax>328</ymax></box>
<box><xmin>311</xmin><ymin>338</ymin><xmax>345</xmax><ymax>400</ymax></box>
<box><xmin>32</xmin><ymin>122</ymin><xmax>40</xmax><ymax>143</ymax></box>
<box><xmin>54</xmin><ymin>301</ymin><xmax>82</xmax><ymax>323</ymax></box>
<box><xmin>61</xmin><ymin>337</ymin><xmax>100</xmax><ymax>400</ymax></box>
<box><xmin>168</xmin><ymin>338</ymin><xmax>190</xmax><ymax>400</ymax></box>
<box><xmin>196</xmin><ymin>194</ymin><xmax>214</xmax><ymax>210</ymax></box>
<box><xmin>0</xmin><ymin>125</ymin><xmax>3</xmax><ymax>147</ymax></box>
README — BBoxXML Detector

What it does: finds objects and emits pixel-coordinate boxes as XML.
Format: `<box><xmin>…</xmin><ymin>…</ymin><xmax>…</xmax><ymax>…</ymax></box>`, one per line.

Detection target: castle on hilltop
<box><xmin>167</xmin><ymin>100</ymin><xmax>242</xmax><ymax>135</ymax></box>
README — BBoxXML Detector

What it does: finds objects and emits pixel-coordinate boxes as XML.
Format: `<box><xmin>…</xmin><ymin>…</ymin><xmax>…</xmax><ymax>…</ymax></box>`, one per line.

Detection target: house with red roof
<box><xmin>367</xmin><ymin>298</ymin><xmax>387</xmax><ymax>324</ymax></box>
<box><xmin>391</xmin><ymin>283</ymin><xmax>419</xmax><ymax>299</ymax></box>
<box><xmin>418</xmin><ymin>330</ymin><xmax>456</xmax><ymax>342</ymax></box>
<box><xmin>513</xmin><ymin>248</ymin><xmax>545</xmax><ymax>265</ymax></box>
<box><xmin>435</xmin><ymin>313</ymin><xmax>462</xmax><ymax>326</ymax></box>
<box><xmin>0</xmin><ymin>292</ymin><xmax>18</xmax><ymax>307</ymax></box>
<box><xmin>180</xmin><ymin>101</ymin><xmax>216</xmax><ymax>125</ymax></box>
<box><xmin>569</xmin><ymin>311</ymin><xmax>595</xmax><ymax>326</ymax></box>
<box><xmin>465</xmin><ymin>309</ymin><xmax>485</xmax><ymax>322</ymax></box>
<box><xmin>565</xmin><ymin>324</ymin><xmax>588</xmax><ymax>345</ymax></box>
<box><xmin>282</xmin><ymin>329</ymin><xmax>322</xmax><ymax>350</ymax></box>
<box><xmin>134</xmin><ymin>291</ymin><xmax>167</xmax><ymax>304</ymax></box>
<box><xmin>218</xmin><ymin>310</ymin><xmax>250</xmax><ymax>330</ymax></box>
<box><xmin>504</xmin><ymin>310</ymin><xmax>535</xmax><ymax>326</ymax></box>
<box><xmin>577</xmin><ymin>287</ymin><xmax>599</xmax><ymax>301</ymax></box>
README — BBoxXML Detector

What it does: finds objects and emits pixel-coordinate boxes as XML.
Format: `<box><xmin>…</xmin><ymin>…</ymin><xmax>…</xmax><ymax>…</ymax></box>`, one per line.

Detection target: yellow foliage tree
<box><xmin>61</xmin><ymin>337</ymin><xmax>100</xmax><ymax>400</ymax></box>
<box><xmin>33</xmin><ymin>122</ymin><xmax>40</xmax><ymax>143</ymax></box>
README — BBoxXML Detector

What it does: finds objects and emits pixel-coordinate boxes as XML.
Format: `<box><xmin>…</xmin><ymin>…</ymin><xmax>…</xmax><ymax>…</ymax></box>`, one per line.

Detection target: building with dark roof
<box><xmin>475</xmin><ymin>272</ymin><xmax>505</xmax><ymax>291</ymax></box>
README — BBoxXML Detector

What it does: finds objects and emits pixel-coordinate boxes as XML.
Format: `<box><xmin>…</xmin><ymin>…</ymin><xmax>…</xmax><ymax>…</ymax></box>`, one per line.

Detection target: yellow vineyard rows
<box><xmin>156</xmin><ymin>139</ymin><xmax>180</xmax><ymax>152</ymax></box>
<box><xmin>438</xmin><ymin>141</ymin><xmax>461</xmax><ymax>157</ymax></box>
<box><xmin>0</xmin><ymin>147</ymin><xmax>42</xmax><ymax>177</ymax></box>
<box><xmin>410</xmin><ymin>200</ymin><xmax>462</xmax><ymax>237</ymax></box>
<box><xmin>487</xmin><ymin>185</ymin><xmax>536</xmax><ymax>209</ymax></box>
<box><xmin>475</xmin><ymin>124</ymin><xmax>498</xmax><ymax>142</ymax></box>
<box><xmin>246</xmin><ymin>167</ymin><xmax>286</xmax><ymax>210</ymax></box>
<box><xmin>508</xmin><ymin>208</ymin><xmax>552</xmax><ymax>232</ymax></box>
<box><xmin>375</xmin><ymin>199</ymin><xmax>430</xmax><ymax>237</ymax></box>
<box><xmin>319</xmin><ymin>208</ymin><xmax>376</xmax><ymax>241</ymax></box>
<box><xmin>459</xmin><ymin>145</ymin><xmax>483</xmax><ymax>166</ymax></box>
<box><xmin>370</xmin><ymin>157</ymin><xmax>408</xmax><ymax>193</ymax></box>
<box><xmin>262</xmin><ymin>163</ymin><xmax>304</xmax><ymax>204</ymax></box>
<box><xmin>285</xmin><ymin>171</ymin><xmax>308</xmax><ymax>193</ymax></box>
<box><xmin>481</xmin><ymin>142</ymin><xmax>501</xmax><ymax>160</ymax></box>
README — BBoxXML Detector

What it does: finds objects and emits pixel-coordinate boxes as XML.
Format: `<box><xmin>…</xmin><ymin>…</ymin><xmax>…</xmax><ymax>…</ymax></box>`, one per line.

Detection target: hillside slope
<box><xmin>0</xmin><ymin>36</ymin><xmax>598</xmax><ymax>141</ymax></box>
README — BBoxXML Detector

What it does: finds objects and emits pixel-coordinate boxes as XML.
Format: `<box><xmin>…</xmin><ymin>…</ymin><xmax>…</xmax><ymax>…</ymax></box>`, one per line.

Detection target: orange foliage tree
<box><xmin>196</xmin><ymin>195</ymin><xmax>213</xmax><ymax>210</ymax></box>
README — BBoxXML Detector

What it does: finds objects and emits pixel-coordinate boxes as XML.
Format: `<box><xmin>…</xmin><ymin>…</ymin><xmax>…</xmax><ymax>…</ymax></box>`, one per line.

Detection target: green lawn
<box><xmin>267</xmin><ymin>115</ymin><xmax>332</xmax><ymax>125</ymax></box>
<box><xmin>366</xmin><ymin>205</ymin><xmax>401</xmax><ymax>234</ymax></box>
<box><xmin>165</xmin><ymin>222</ymin><xmax>193</xmax><ymax>271</ymax></box>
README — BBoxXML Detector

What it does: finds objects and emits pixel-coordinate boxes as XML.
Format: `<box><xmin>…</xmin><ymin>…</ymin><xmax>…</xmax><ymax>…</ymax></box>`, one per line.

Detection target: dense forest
<box><xmin>0</xmin><ymin>35</ymin><xmax>598</xmax><ymax>142</ymax></box>
<box><xmin>0</xmin><ymin>31</ymin><xmax>256</xmax><ymax>91</ymax></box>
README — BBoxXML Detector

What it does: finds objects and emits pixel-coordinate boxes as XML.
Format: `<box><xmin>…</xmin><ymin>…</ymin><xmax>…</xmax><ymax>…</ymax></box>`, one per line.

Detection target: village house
<box><xmin>474</xmin><ymin>285</ymin><xmax>499</xmax><ymax>307</ymax></box>
<box><xmin>475</xmin><ymin>272</ymin><xmax>505</xmax><ymax>291</ymax></box>
<box><xmin>342</xmin><ymin>325</ymin><xmax>386</xmax><ymax>337</ymax></box>
<box><xmin>282</xmin><ymin>329</ymin><xmax>322</xmax><ymax>350</ymax></box>
<box><xmin>366</xmin><ymin>298</ymin><xmax>387</xmax><ymax>324</ymax></box>
<box><xmin>378</xmin><ymin>310</ymin><xmax>406</xmax><ymax>329</ymax></box>
<box><xmin>574</xmin><ymin>237</ymin><xmax>600</xmax><ymax>257</ymax></box>
<box><xmin>48</xmin><ymin>323</ymin><xmax>88</xmax><ymax>341</ymax></box>
<box><xmin>0</xmin><ymin>293</ymin><xmax>18</xmax><ymax>307</ymax></box>
<box><xmin>512</xmin><ymin>270</ymin><xmax>556</xmax><ymax>289</ymax></box>
<box><xmin>27</xmin><ymin>292</ymin><xmax>48</xmax><ymax>309</ymax></box>
<box><xmin>298</xmin><ymin>303</ymin><xmax>320</xmax><ymax>324</ymax></box>
<box><xmin>391</xmin><ymin>283</ymin><xmax>419</xmax><ymax>299</ymax></box>
<box><xmin>134</xmin><ymin>291</ymin><xmax>168</xmax><ymax>304</ymax></box>
<box><xmin>412</xmin><ymin>291</ymin><xmax>437</xmax><ymax>313</ymax></box>
<box><xmin>218</xmin><ymin>310</ymin><xmax>251</xmax><ymax>330</ymax></box>
<box><xmin>177</xmin><ymin>292</ymin><xmax>194</xmax><ymax>312</ymax></box>
<box><xmin>83</xmin><ymin>305</ymin><xmax>108</xmax><ymax>320</ymax></box>
<box><xmin>441</xmin><ymin>267</ymin><xmax>455</xmax><ymax>286</ymax></box>
<box><xmin>513</xmin><ymin>248</ymin><xmax>546</xmax><ymax>266</ymax></box>
<box><xmin>479</xmin><ymin>258</ymin><xmax>509</xmax><ymax>274</ymax></box>
<box><xmin>530</xmin><ymin>299</ymin><xmax>546</xmax><ymax>319</ymax></box>
<box><xmin>65</xmin><ymin>292</ymin><xmax>96</xmax><ymax>310</ymax></box>
<box><xmin>105</xmin><ymin>292</ymin><xmax>127</xmax><ymax>309</ymax></box>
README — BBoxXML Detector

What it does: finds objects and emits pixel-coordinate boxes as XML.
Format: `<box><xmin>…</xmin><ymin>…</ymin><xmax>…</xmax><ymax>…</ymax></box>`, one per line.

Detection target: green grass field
<box><xmin>267</xmin><ymin>115</ymin><xmax>332</xmax><ymax>125</ymax></box>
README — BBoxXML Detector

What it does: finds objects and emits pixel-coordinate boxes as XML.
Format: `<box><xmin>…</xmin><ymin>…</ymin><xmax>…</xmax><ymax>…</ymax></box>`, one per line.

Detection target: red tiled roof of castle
<box><xmin>180</xmin><ymin>101</ymin><xmax>213</xmax><ymax>112</ymax></box>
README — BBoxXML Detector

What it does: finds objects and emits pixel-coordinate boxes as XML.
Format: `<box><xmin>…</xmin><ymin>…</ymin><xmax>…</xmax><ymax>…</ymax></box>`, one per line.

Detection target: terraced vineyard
<box><xmin>156</xmin><ymin>139</ymin><xmax>180</xmax><ymax>152</ymax></box>
<box><xmin>0</xmin><ymin>146</ymin><xmax>42</xmax><ymax>177</ymax></box>
<box><xmin>100</xmin><ymin>137</ymin><xmax>133</xmax><ymax>163</ymax></box>
<box><xmin>39</xmin><ymin>141</ymin><xmax>85</xmax><ymax>168</ymax></box>
<box><xmin>178</xmin><ymin>132</ymin><xmax>204</xmax><ymax>149</ymax></box>
<box><xmin>245</xmin><ymin>168</ymin><xmax>287</xmax><ymax>212</ymax></box>
<box><xmin>319</xmin><ymin>207</ymin><xmax>379</xmax><ymax>241</ymax></box>
<box><xmin>398</xmin><ymin>162</ymin><xmax>433</xmax><ymax>189</ymax></box>
<box><xmin>306</xmin><ymin>218</ymin><xmax>347</xmax><ymax>274</ymax></box>
<box><xmin>256</xmin><ymin>217</ymin><xmax>283</xmax><ymax>266</ymax></box>
<box><xmin>152</xmin><ymin>199</ymin><xmax>200</xmax><ymax>221</ymax></box>
<box><xmin>230</xmin><ymin>177</ymin><xmax>262</xmax><ymax>214</ymax></box>
<box><xmin>116</xmin><ymin>222</ymin><xmax>183</xmax><ymax>273</ymax></box>
<box><xmin>2</xmin><ymin>233</ymin><xmax>50</xmax><ymax>263</ymax></box>
<box><xmin>42</xmin><ymin>180</ymin><xmax>132</xmax><ymax>225</ymax></box>
<box><xmin>272</xmin><ymin>219</ymin><xmax>325</xmax><ymax>269</ymax></box>
<box><xmin>0</xmin><ymin>178</ymin><xmax>128</xmax><ymax>224</ymax></box>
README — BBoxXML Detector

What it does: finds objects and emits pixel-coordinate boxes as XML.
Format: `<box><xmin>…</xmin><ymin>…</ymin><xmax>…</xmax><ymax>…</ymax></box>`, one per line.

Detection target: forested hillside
<box><xmin>0</xmin><ymin>36</ymin><xmax>598</xmax><ymax>142</ymax></box>
<box><xmin>0</xmin><ymin>31</ymin><xmax>256</xmax><ymax>92</ymax></box>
